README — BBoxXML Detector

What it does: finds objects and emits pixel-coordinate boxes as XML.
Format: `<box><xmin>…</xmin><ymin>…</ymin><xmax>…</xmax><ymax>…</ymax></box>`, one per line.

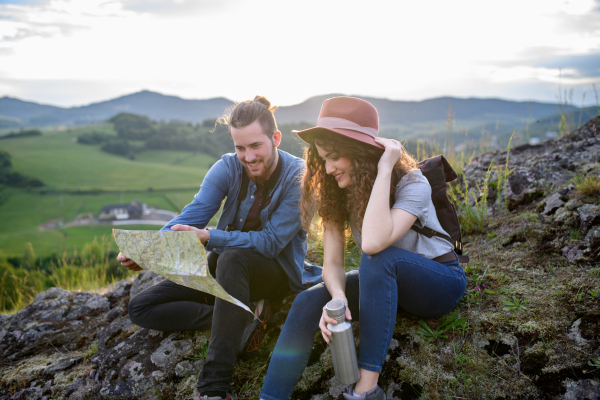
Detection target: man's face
<box><xmin>231</xmin><ymin>120</ymin><xmax>281</xmax><ymax>184</ymax></box>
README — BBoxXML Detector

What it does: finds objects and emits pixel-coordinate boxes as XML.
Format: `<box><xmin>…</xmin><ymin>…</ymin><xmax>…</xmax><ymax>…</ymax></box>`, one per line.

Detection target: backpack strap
<box><xmin>411</xmin><ymin>155</ymin><xmax>469</xmax><ymax>264</ymax></box>
<box><xmin>410</xmin><ymin>225</ymin><xmax>470</xmax><ymax>263</ymax></box>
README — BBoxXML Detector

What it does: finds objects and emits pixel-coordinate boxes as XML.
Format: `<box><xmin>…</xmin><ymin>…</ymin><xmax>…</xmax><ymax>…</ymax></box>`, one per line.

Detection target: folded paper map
<box><xmin>113</xmin><ymin>229</ymin><xmax>251</xmax><ymax>313</ymax></box>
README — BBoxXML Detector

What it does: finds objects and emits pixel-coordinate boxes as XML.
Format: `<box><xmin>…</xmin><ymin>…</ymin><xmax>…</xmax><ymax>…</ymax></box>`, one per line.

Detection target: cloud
<box><xmin>536</xmin><ymin>52</ymin><xmax>600</xmax><ymax>78</ymax></box>
<box><xmin>120</xmin><ymin>0</ymin><xmax>240</xmax><ymax>16</ymax></box>
<box><xmin>0</xmin><ymin>46</ymin><xmax>15</xmax><ymax>56</ymax></box>
<box><xmin>0</xmin><ymin>1</ymin><xmax>133</xmax><ymax>43</ymax></box>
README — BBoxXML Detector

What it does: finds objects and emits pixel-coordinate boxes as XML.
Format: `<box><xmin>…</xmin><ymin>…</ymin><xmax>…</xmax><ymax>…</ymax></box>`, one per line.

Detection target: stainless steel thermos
<box><xmin>325</xmin><ymin>299</ymin><xmax>360</xmax><ymax>384</ymax></box>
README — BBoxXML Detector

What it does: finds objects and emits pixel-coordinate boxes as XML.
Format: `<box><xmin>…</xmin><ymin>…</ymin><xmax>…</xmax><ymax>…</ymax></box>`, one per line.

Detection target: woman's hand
<box><xmin>319</xmin><ymin>297</ymin><xmax>352</xmax><ymax>343</ymax></box>
<box><xmin>374</xmin><ymin>137</ymin><xmax>402</xmax><ymax>173</ymax></box>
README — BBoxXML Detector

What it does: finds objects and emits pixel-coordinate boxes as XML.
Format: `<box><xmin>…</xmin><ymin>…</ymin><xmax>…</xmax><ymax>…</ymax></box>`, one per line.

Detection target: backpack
<box><xmin>410</xmin><ymin>155</ymin><xmax>469</xmax><ymax>263</ymax></box>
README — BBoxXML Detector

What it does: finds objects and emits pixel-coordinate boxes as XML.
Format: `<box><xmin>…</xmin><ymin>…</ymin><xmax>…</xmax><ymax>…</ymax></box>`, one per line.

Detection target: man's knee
<box><xmin>215</xmin><ymin>248</ymin><xmax>255</xmax><ymax>280</ymax></box>
<box><xmin>127</xmin><ymin>293</ymin><xmax>146</xmax><ymax>325</ymax></box>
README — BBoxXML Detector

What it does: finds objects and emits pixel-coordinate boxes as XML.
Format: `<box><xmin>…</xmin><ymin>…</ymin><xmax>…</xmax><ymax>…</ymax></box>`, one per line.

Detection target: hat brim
<box><xmin>293</xmin><ymin>127</ymin><xmax>384</xmax><ymax>149</ymax></box>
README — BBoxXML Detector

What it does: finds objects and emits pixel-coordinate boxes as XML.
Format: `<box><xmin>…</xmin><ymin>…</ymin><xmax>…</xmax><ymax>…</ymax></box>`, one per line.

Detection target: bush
<box><xmin>110</xmin><ymin>113</ymin><xmax>156</xmax><ymax>140</ymax></box>
<box><xmin>101</xmin><ymin>138</ymin><xmax>134</xmax><ymax>157</ymax></box>
<box><xmin>0</xmin><ymin>129</ymin><xmax>42</xmax><ymax>140</ymax></box>
<box><xmin>77</xmin><ymin>132</ymin><xmax>112</xmax><ymax>145</ymax></box>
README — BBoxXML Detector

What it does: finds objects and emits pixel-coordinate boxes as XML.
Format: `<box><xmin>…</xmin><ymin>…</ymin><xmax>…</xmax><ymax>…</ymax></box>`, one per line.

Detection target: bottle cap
<box><xmin>325</xmin><ymin>300</ymin><xmax>346</xmax><ymax>318</ymax></box>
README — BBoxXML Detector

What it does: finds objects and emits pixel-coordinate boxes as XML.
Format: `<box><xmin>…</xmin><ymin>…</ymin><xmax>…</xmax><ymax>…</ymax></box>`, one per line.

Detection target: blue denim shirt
<box><xmin>162</xmin><ymin>150</ymin><xmax>321</xmax><ymax>292</ymax></box>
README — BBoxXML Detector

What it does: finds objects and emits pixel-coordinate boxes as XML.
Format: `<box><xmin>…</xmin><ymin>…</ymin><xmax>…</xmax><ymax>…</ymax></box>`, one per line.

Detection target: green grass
<box><xmin>0</xmin><ymin>124</ymin><xmax>212</xmax><ymax>190</ymax></box>
<box><xmin>0</xmin><ymin>188</ymin><xmax>195</xmax><ymax>257</ymax></box>
<box><xmin>0</xmin><ymin>237</ymin><xmax>138</xmax><ymax>313</ymax></box>
<box><xmin>0</xmin><ymin>125</ymin><xmax>222</xmax><ymax>258</ymax></box>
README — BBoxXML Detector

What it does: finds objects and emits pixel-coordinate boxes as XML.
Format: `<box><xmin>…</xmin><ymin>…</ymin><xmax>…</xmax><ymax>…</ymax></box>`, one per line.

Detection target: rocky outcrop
<box><xmin>1</xmin><ymin>116</ymin><xmax>599</xmax><ymax>399</ymax></box>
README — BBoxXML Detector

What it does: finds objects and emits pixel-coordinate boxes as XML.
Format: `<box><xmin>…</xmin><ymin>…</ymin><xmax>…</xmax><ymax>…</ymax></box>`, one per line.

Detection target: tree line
<box><xmin>77</xmin><ymin>113</ymin><xmax>312</xmax><ymax>160</ymax></box>
<box><xmin>0</xmin><ymin>150</ymin><xmax>44</xmax><ymax>188</ymax></box>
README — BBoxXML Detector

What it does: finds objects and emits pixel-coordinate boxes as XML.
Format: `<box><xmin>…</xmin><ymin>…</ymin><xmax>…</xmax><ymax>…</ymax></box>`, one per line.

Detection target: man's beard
<box><xmin>244</xmin><ymin>145</ymin><xmax>277</xmax><ymax>184</ymax></box>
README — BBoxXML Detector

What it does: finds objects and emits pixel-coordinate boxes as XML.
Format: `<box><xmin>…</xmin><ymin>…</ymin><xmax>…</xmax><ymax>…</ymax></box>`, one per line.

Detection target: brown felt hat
<box><xmin>293</xmin><ymin>96</ymin><xmax>384</xmax><ymax>149</ymax></box>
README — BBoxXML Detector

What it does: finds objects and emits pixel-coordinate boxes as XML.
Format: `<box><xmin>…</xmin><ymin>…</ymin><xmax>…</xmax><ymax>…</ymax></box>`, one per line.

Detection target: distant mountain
<box><xmin>0</xmin><ymin>90</ymin><xmax>235</xmax><ymax>127</ymax></box>
<box><xmin>276</xmin><ymin>94</ymin><xmax>582</xmax><ymax>125</ymax></box>
<box><xmin>0</xmin><ymin>90</ymin><xmax>590</xmax><ymax>140</ymax></box>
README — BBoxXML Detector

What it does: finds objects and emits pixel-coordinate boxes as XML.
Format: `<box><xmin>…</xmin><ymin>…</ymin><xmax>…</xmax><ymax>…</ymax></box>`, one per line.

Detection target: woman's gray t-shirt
<box><xmin>351</xmin><ymin>169</ymin><xmax>454</xmax><ymax>259</ymax></box>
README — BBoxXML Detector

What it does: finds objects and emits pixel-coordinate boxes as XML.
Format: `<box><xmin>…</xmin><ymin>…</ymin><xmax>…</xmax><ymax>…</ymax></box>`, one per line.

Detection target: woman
<box><xmin>259</xmin><ymin>97</ymin><xmax>466</xmax><ymax>400</ymax></box>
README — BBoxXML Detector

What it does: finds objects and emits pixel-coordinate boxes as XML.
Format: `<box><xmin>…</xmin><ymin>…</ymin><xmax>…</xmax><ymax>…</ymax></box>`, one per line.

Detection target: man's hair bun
<box><xmin>254</xmin><ymin>95</ymin><xmax>277</xmax><ymax>112</ymax></box>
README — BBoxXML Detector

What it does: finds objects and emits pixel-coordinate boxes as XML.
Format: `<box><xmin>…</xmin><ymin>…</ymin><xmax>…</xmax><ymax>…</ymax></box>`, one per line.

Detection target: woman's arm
<box><xmin>319</xmin><ymin>221</ymin><xmax>352</xmax><ymax>342</ymax></box>
<box><xmin>361</xmin><ymin>138</ymin><xmax>418</xmax><ymax>255</ymax></box>
<box><xmin>322</xmin><ymin>222</ymin><xmax>347</xmax><ymax>301</ymax></box>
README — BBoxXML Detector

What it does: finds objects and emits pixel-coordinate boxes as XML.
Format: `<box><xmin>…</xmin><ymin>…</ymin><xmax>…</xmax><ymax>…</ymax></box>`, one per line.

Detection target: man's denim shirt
<box><xmin>162</xmin><ymin>150</ymin><xmax>315</xmax><ymax>292</ymax></box>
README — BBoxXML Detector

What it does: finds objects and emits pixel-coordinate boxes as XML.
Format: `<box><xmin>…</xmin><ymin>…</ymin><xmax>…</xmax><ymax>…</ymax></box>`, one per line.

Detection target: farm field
<box><xmin>0</xmin><ymin>124</ymin><xmax>213</xmax><ymax>190</ymax></box>
<box><xmin>0</xmin><ymin>124</ymin><xmax>220</xmax><ymax>259</ymax></box>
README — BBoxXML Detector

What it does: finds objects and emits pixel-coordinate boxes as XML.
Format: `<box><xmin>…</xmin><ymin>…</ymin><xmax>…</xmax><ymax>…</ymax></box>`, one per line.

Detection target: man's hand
<box><xmin>170</xmin><ymin>224</ymin><xmax>210</xmax><ymax>244</ymax></box>
<box><xmin>117</xmin><ymin>252</ymin><xmax>142</xmax><ymax>271</ymax></box>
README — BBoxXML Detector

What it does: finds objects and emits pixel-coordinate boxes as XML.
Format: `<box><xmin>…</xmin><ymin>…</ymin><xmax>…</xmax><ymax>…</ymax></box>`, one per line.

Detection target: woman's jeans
<box><xmin>259</xmin><ymin>247</ymin><xmax>466</xmax><ymax>400</ymax></box>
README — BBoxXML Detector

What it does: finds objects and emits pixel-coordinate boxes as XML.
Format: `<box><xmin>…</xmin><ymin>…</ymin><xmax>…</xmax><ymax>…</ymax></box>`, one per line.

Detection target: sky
<box><xmin>0</xmin><ymin>0</ymin><xmax>599</xmax><ymax>108</ymax></box>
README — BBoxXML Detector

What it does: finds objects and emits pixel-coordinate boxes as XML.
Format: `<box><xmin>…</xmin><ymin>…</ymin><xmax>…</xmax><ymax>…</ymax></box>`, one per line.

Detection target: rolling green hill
<box><xmin>0</xmin><ymin>123</ymin><xmax>218</xmax><ymax>258</ymax></box>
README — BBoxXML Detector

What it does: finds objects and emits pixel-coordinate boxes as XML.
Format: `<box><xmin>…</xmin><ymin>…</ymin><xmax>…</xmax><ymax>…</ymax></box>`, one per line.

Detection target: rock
<box><xmin>562</xmin><ymin>245</ymin><xmax>585</xmax><ymax>262</ymax></box>
<box><xmin>327</xmin><ymin>376</ymin><xmax>350</xmax><ymax>398</ymax></box>
<box><xmin>564</xmin><ymin>198</ymin><xmax>583</xmax><ymax>211</ymax></box>
<box><xmin>106</xmin><ymin>306</ymin><xmax>124</xmax><ymax>323</ymax></box>
<box><xmin>566</xmin><ymin>319</ymin><xmax>589</xmax><ymax>348</ymax></box>
<box><xmin>582</xmin><ymin>162</ymin><xmax>600</xmax><ymax>174</ymax></box>
<box><xmin>544</xmin><ymin>193</ymin><xmax>565</xmax><ymax>215</ymax></box>
<box><xmin>45</xmin><ymin>356</ymin><xmax>82</xmax><ymax>375</ymax></box>
<box><xmin>558</xmin><ymin>184</ymin><xmax>575</xmax><ymax>195</ymax></box>
<box><xmin>562</xmin><ymin>379</ymin><xmax>600</xmax><ymax>399</ymax></box>
<box><xmin>175</xmin><ymin>359</ymin><xmax>204</xmax><ymax>378</ymax></box>
<box><xmin>585</xmin><ymin>226</ymin><xmax>600</xmax><ymax>250</ymax></box>
<box><xmin>130</xmin><ymin>271</ymin><xmax>164</xmax><ymax>297</ymax></box>
<box><xmin>150</xmin><ymin>334</ymin><xmax>193</xmax><ymax>369</ymax></box>
<box><xmin>578</xmin><ymin>204</ymin><xmax>600</xmax><ymax>226</ymax></box>
<box><xmin>554</xmin><ymin>208</ymin><xmax>574</xmax><ymax>223</ymax></box>
<box><xmin>63</xmin><ymin>377</ymin><xmax>85</xmax><ymax>398</ymax></box>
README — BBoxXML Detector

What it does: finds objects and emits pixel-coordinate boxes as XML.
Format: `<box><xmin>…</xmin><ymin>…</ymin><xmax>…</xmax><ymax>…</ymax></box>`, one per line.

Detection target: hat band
<box><xmin>317</xmin><ymin>117</ymin><xmax>378</xmax><ymax>138</ymax></box>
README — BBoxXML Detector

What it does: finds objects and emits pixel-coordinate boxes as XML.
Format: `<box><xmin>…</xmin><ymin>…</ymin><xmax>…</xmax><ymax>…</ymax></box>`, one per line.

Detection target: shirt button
<box><xmin>251</xmin><ymin>195</ymin><xmax>254</xmax><ymax>199</ymax></box>
<box><xmin>240</xmin><ymin>219</ymin><xmax>243</xmax><ymax>222</ymax></box>
<box><xmin>213</xmin><ymin>248</ymin><xmax>216</xmax><ymax>251</ymax></box>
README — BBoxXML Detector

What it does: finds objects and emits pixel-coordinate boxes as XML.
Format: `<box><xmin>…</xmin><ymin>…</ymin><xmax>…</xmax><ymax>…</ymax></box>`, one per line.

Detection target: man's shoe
<box><xmin>193</xmin><ymin>389</ymin><xmax>233</xmax><ymax>400</ymax></box>
<box><xmin>239</xmin><ymin>299</ymin><xmax>270</xmax><ymax>360</ymax></box>
<box><xmin>342</xmin><ymin>384</ymin><xmax>386</xmax><ymax>400</ymax></box>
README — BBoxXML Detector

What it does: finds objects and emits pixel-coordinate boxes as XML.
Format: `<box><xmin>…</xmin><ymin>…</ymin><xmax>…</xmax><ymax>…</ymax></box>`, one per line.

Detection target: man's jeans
<box><xmin>260</xmin><ymin>247</ymin><xmax>467</xmax><ymax>400</ymax></box>
<box><xmin>128</xmin><ymin>248</ymin><xmax>292</xmax><ymax>394</ymax></box>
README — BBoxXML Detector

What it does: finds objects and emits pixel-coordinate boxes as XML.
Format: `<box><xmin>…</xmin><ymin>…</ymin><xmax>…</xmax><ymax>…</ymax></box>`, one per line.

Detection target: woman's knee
<box><xmin>359</xmin><ymin>247</ymin><xmax>397</xmax><ymax>278</ymax></box>
<box><xmin>289</xmin><ymin>285</ymin><xmax>329</xmax><ymax>319</ymax></box>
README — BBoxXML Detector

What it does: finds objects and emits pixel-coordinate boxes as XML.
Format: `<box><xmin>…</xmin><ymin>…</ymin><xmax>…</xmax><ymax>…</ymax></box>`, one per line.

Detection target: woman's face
<box><xmin>315</xmin><ymin>142</ymin><xmax>352</xmax><ymax>189</ymax></box>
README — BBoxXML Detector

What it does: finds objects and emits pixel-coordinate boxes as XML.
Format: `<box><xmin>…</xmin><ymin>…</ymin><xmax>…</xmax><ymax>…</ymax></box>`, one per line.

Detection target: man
<box><xmin>117</xmin><ymin>96</ymin><xmax>316</xmax><ymax>400</ymax></box>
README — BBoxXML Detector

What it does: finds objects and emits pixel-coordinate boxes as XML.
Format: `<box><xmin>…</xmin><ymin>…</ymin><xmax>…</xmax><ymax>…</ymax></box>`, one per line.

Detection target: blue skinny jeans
<box><xmin>259</xmin><ymin>247</ymin><xmax>467</xmax><ymax>400</ymax></box>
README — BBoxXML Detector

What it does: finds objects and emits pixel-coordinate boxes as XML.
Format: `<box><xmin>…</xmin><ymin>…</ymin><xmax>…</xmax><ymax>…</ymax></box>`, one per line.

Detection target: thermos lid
<box><xmin>325</xmin><ymin>300</ymin><xmax>346</xmax><ymax>318</ymax></box>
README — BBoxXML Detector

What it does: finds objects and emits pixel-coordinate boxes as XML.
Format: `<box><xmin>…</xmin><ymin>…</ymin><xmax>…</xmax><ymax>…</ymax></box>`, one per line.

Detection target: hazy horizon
<box><xmin>1</xmin><ymin>88</ymin><xmax>595</xmax><ymax>110</ymax></box>
<box><xmin>1</xmin><ymin>0</ymin><xmax>599</xmax><ymax>108</ymax></box>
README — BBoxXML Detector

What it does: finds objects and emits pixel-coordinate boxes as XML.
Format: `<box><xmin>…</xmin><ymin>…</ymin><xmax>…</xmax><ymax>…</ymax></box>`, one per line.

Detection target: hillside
<box><xmin>1</xmin><ymin>115</ymin><xmax>598</xmax><ymax>399</ymax></box>
<box><xmin>0</xmin><ymin>123</ymin><xmax>216</xmax><ymax>258</ymax></box>
<box><xmin>1</xmin><ymin>91</ymin><xmax>592</xmax><ymax>145</ymax></box>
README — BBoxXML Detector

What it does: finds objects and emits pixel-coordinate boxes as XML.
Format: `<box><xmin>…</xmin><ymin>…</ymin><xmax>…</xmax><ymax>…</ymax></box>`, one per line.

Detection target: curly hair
<box><xmin>300</xmin><ymin>131</ymin><xmax>417</xmax><ymax>235</ymax></box>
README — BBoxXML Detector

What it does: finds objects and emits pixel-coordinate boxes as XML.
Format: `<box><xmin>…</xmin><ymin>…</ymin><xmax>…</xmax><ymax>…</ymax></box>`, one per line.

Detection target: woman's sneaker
<box><xmin>193</xmin><ymin>389</ymin><xmax>233</xmax><ymax>400</ymax></box>
<box><xmin>342</xmin><ymin>384</ymin><xmax>386</xmax><ymax>400</ymax></box>
<box><xmin>239</xmin><ymin>299</ymin><xmax>270</xmax><ymax>360</ymax></box>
